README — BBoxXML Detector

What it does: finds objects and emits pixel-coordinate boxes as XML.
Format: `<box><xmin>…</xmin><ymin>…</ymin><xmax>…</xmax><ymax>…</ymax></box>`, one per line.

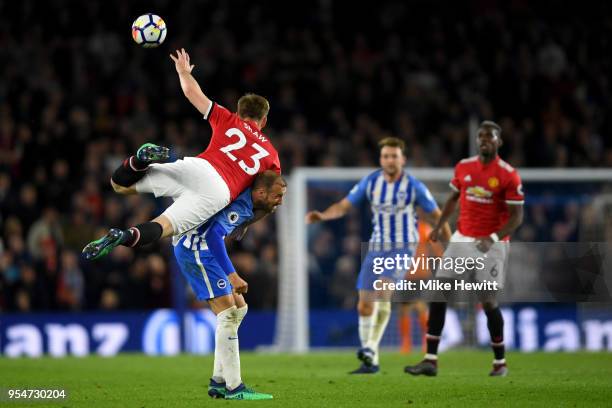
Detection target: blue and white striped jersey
<box><xmin>176</xmin><ymin>188</ymin><xmax>254</xmax><ymax>251</ymax></box>
<box><xmin>346</xmin><ymin>170</ymin><xmax>438</xmax><ymax>245</ymax></box>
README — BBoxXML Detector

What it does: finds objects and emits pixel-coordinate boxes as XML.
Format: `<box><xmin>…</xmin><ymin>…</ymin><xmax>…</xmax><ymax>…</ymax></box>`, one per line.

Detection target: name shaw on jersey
<box><xmin>242</xmin><ymin>121</ymin><xmax>267</xmax><ymax>143</ymax></box>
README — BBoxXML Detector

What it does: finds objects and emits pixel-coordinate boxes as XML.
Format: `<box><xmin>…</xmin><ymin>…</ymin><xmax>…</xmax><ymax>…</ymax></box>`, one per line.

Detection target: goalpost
<box><xmin>274</xmin><ymin>167</ymin><xmax>612</xmax><ymax>353</ymax></box>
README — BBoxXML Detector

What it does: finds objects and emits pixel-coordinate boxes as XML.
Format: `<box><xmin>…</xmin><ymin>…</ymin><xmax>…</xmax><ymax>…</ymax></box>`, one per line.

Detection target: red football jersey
<box><xmin>197</xmin><ymin>102</ymin><xmax>281</xmax><ymax>200</ymax></box>
<box><xmin>450</xmin><ymin>155</ymin><xmax>524</xmax><ymax>240</ymax></box>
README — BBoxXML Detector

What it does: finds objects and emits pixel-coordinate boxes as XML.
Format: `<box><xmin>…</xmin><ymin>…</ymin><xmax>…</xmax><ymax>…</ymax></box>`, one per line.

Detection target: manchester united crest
<box><xmin>488</xmin><ymin>177</ymin><xmax>499</xmax><ymax>188</ymax></box>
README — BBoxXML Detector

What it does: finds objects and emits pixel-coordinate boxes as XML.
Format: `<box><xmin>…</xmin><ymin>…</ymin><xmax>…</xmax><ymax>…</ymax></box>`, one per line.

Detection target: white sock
<box><xmin>358</xmin><ymin>314</ymin><xmax>375</xmax><ymax>349</ymax></box>
<box><xmin>212</xmin><ymin>305</ymin><xmax>248</xmax><ymax>384</ymax></box>
<box><xmin>212</xmin><ymin>357</ymin><xmax>224</xmax><ymax>384</ymax></box>
<box><xmin>236</xmin><ymin>305</ymin><xmax>248</xmax><ymax>327</ymax></box>
<box><xmin>369</xmin><ymin>301</ymin><xmax>391</xmax><ymax>366</ymax></box>
<box><xmin>214</xmin><ymin>306</ymin><xmax>242</xmax><ymax>390</ymax></box>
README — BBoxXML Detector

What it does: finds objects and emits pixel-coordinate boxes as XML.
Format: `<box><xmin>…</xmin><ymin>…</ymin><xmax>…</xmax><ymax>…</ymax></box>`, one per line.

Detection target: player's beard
<box><xmin>383</xmin><ymin>166</ymin><xmax>401</xmax><ymax>178</ymax></box>
<box><xmin>254</xmin><ymin>200</ymin><xmax>276</xmax><ymax>213</ymax></box>
<box><xmin>479</xmin><ymin>145</ymin><xmax>497</xmax><ymax>161</ymax></box>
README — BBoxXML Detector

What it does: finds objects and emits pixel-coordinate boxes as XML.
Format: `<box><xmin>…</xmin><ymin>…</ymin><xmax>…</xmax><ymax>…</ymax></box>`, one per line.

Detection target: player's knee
<box><xmin>217</xmin><ymin>305</ymin><xmax>238</xmax><ymax>326</ymax></box>
<box><xmin>152</xmin><ymin>215</ymin><xmax>175</xmax><ymax>238</ymax></box>
<box><xmin>110</xmin><ymin>178</ymin><xmax>122</xmax><ymax>192</ymax></box>
<box><xmin>378</xmin><ymin>300</ymin><xmax>391</xmax><ymax>315</ymax></box>
<box><xmin>210</xmin><ymin>294</ymin><xmax>236</xmax><ymax>315</ymax></box>
<box><xmin>111</xmin><ymin>178</ymin><xmax>132</xmax><ymax>194</ymax></box>
<box><xmin>482</xmin><ymin>300</ymin><xmax>498</xmax><ymax>311</ymax></box>
<box><xmin>357</xmin><ymin>301</ymin><xmax>374</xmax><ymax>316</ymax></box>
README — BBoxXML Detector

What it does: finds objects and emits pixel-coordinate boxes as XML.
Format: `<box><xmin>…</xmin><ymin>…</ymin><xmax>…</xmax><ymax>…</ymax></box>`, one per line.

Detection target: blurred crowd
<box><xmin>1</xmin><ymin>0</ymin><xmax>612</xmax><ymax>311</ymax></box>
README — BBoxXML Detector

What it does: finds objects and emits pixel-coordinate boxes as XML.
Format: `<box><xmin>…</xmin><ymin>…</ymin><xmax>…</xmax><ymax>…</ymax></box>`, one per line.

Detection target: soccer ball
<box><xmin>132</xmin><ymin>14</ymin><xmax>167</xmax><ymax>48</ymax></box>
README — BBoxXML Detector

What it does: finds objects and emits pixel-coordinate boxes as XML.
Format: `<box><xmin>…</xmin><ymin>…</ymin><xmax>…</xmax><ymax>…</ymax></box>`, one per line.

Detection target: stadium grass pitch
<box><xmin>1</xmin><ymin>351</ymin><xmax>610</xmax><ymax>407</ymax></box>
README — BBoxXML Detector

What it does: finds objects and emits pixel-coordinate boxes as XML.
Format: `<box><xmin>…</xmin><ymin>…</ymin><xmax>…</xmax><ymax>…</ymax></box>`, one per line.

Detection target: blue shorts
<box><xmin>174</xmin><ymin>244</ymin><xmax>232</xmax><ymax>301</ymax></box>
<box><xmin>356</xmin><ymin>249</ymin><xmax>412</xmax><ymax>291</ymax></box>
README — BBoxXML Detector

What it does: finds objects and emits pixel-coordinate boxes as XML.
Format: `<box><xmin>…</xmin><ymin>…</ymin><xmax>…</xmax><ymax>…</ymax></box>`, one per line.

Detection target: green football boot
<box><xmin>136</xmin><ymin>143</ymin><xmax>170</xmax><ymax>163</ymax></box>
<box><xmin>225</xmin><ymin>384</ymin><xmax>273</xmax><ymax>400</ymax></box>
<box><xmin>82</xmin><ymin>228</ymin><xmax>124</xmax><ymax>260</ymax></box>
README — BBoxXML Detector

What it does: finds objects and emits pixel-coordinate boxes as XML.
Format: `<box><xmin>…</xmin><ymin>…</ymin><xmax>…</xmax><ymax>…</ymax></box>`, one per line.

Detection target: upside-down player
<box><xmin>175</xmin><ymin>171</ymin><xmax>286</xmax><ymax>400</ymax></box>
<box><xmin>405</xmin><ymin>121</ymin><xmax>524</xmax><ymax>377</ymax></box>
<box><xmin>306</xmin><ymin>137</ymin><xmax>451</xmax><ymax>374</ymax></box>
<box><xmin>83</xmin><ymin>48</ymin><xmax>280</xmax><ymax>260</ymax></box>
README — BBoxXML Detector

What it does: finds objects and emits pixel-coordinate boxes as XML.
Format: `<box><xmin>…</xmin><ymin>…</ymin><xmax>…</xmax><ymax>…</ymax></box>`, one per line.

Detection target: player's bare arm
<box><xmin>305</xmin><ymin>198</ymin><xmax>352</xmax><ymax>224</ymax></box>
<box><xmin>476</xmin><ymin>204</ymin><xmax>524</xmax><ymax>252</ymax></box>
<box><xmin>430</xmin><ymin>191</ymin><xmax>460</xmax><ymax>242</ymax></box>
<box><xmin>422</xmin><ymin>208</ymin><xmax>452</xmax><ymax>243</ymax></box>
<box><xmin>496</xmin><ymin>203</ymin><xmax>524</xmax><ymax>239</ymax></box>
<box><xmin>170</xmin><ymin>48</ymin><xmax>212</xmax><ymax>115</ymax></box>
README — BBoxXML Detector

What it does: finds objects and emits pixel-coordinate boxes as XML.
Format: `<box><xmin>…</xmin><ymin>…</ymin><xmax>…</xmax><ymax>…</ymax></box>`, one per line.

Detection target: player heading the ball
<box><xmin>82</xmin><ymin>48</ymin><xmax>281</xmax><ymax>261</ymax></box>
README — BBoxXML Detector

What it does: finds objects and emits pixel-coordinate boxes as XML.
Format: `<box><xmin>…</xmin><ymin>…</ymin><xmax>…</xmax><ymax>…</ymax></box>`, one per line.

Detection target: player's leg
<box><xmin>83</xmin><ymin>182</ymin><xmax>217</xmax><ymax>260</ymax></box>
<box><xmin>209</xmin><ymin>294</ymin><xmax>272</xmax><ymax>400</ymax></box>
<box><xmin>404</xmin><ymin>281</ymin><xmax>454</xmax><ymax>376</ymax></box>
<box><xmin>85</xmin><ymin>157</ymin><xmax>231</xmax><ymax>260</ymax></box>
<box><xmin>197</xmin><ymin>248</ymin><xmax>270</xmax><ymax>400</ymax></box>
<box><xmin>171</xmin><ymin>245</ymin><xmax>269</xmax><ymax>399</ymax></box>
<box><xmin>404</xmin><ymin>300</ymin><xmax>446</xmax><ymax>376</ymax></box>
<box><xmin>357</xmin><ymin>294</ymin><xmax>375</xmax><ymax>361</ymax></box>
<box><xmin>351</xmin><ymin>252</ymin><xmax>378</xmax><ymax>373</ymax></box>
<box><xmin>208</xmin><ymin>294</ymin><xmax>237</xmax><ymax>398</ymax></box>
<box><xmin>367</xmin><ymin>288</ymin><xmax>392</xmax><ymax>366</ymax></box>
<box><xmin>350</xmin><ymin>288</ymin><xmax>391</xmax><ymax>374</ymax></box>
<box><xmin>350</xmin><ymin>291</ymin><xmax>377</xmax><ymax>374</ymax></box>
<box><xmin>477</xmin><ymin>243</ymin><xmax>508</xmax><ymax>376</ymax></box>
<box><xmin>481</xmin><ymin>296</ymin><xmax>507</xmax><ymax>376</ymax></box>
<box><xmin>110</xmin><ymin>143</ymin><xmax>170</xmax><ymax>194</ymax></box>
<box><xmin>233</xmin><ymin>293</ymin><xmax>248</xmax><ymax>331</ymax></box>
<box><xmin>84</xmin><ymin>151</ymin><xmax>186</xmax><ymax>260</ymax></box>
<box><xmin>405</xmin><ymin>238</ymin><xmax>472</xmax><ymax>376</ymax></box>
<box><xmin>170</xmin><ymin>244</ymin><xmax>232</xmax><ymax>398</ymax></box>
<box><xmin>81</xmin><ymin>215</ymin><xmax>173</xmax><ymax>260</ymax></box>
<box><xmin>208</xmin><ymin>294</ymin><xmax>247</xmax><ymax>396</ymax></box>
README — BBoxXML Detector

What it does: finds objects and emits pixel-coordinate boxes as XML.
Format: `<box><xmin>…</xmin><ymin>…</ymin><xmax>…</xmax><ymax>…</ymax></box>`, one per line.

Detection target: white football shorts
<box><xmin>135</xmin><ymin>157</ymin><xmax>231</xmax><ymax>235</ymax></box>
<box><xmin>434</xmin><ymin>231</ymin><xmax>509</xmax><ymax>289</ymax></box>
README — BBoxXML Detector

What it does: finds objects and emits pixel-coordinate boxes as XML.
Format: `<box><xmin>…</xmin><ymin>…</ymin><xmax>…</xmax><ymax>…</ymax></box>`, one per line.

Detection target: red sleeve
<box><xmin>449</xmin><ymin>163</ymin><xmax>461</xmax><ymax>192</ymax></box>
<box><xmin>504</xmin><ymin>170</ymin><xmax>524</xmax><ymax>204</ymax></box>
<box><xmin>204</xmin><ymin>102</ymin><xmax>234</xmax><ymax>129</ymax></box>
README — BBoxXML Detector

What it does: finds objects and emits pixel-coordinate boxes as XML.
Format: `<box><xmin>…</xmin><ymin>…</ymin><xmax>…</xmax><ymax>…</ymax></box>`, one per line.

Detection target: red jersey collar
<box><xmin>478</xmin><ymin>154</ymin><xmax>499</xmax><ymax>167</ymax></box>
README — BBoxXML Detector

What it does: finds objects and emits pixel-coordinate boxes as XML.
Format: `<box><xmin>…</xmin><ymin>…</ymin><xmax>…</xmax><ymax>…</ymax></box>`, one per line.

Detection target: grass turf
<box><xmin>0</xmin><ymin>351</ymin><xmax>610</xmax><ymax>407</ymax></box>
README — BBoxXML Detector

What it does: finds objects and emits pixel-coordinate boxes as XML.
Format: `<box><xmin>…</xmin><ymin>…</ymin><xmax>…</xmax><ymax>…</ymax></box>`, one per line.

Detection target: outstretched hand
<box><xmin>169</xmin><ymin>48</ymin><xmax>194</xmax><ymax>75</ymax></box>
<box><xmin>305</xmin><ymin>211</ymin><xmax>325</xmax><ymax>224</ymax></box>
